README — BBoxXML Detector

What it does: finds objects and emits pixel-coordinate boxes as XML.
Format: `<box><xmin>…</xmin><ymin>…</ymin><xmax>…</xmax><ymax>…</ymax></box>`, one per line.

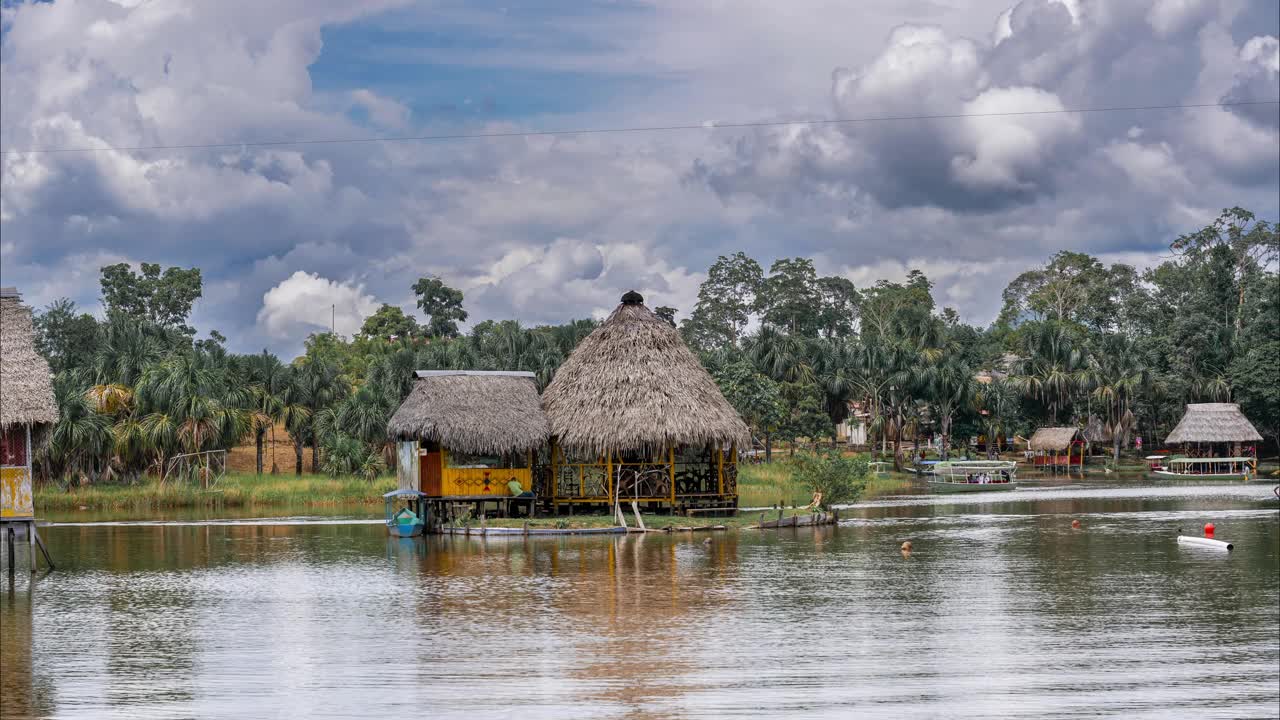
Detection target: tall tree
<box><xmin>34</xmin><ymin>298</ymin><xmax>100</xmax><ymax>374</ymax></box>
<box><xmin>359</xmin><ymin>304</ymin><xmax>421</xmax><ymax>341</ymax></box>
<box><xmin>100</xmin><ymin>262</ymin><xmax>203</xmax><ymax>331</ymax></box>
<box><xmin>713</xmin><ymin>360</ymin><xmax>784</xmax><ymax>462</ymax></box>
<box><xmin>755</xmin><ymin>257</ymin><xmax>821</xmax><ymax>335</ymax></box>
<box><xmin>412</xmin><ymin>276</ymin><xmax>468</xmax><ymax>338</ymax></box>
<box><xmin>681</xmin><ymin>252</ymin><xmax>763</xmax><ymax>351</ymax></box>
<box><xmin>815</xmin><ymin>276</ymin><xmax>860</xmax><ymax>339</ymax></box>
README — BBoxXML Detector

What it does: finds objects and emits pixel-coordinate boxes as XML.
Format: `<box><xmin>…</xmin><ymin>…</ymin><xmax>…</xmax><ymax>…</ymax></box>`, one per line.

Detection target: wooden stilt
<box><xmin>6</xmin><ymin>526</ymin><xmax>14</xmax><ymax>578</ymax></box>
<box><xmin>32</xmin><ymin>525</ymin><xmax>54</xmax><ymax>571</ymax></box>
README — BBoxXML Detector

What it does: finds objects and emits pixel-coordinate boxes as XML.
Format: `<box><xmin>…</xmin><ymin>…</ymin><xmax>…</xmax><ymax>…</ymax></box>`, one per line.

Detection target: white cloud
<box><xmin>257</xmin><ymin>271</ymin><xmax>380</xmax><ymax>339</ymax></box>
<box><xmin>349</xmin><ymin>89</ymin><xmax>410</xmax><ymax>129</ymax></box>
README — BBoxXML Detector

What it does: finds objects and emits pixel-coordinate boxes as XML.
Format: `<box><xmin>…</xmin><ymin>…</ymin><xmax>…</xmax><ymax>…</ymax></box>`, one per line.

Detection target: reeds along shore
<box><xmin>35</xmin><ymin>473</ymin><xmax>398</xmax><ymax>510</ymax></box>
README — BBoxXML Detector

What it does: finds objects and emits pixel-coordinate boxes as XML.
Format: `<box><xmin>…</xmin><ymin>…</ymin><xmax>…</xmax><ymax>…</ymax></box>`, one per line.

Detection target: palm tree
<box><xmin>1082</xmin><ymin>334</ymin><xmax>1153</xmax><ymax>464</ymax></box>
<box><xmin>921</xmin><ymin>357</ymin><xmax>974</xmax><ymax>459</ymax></box>
<box><xmin>1011</xmin><ymin>322</ymin><xmax>1088</xmax><ymax>424</ymax></box>
<box><xmin>975</xmin><ymin>379</ymin><xmax>1020</xmax><ymax>459</ymax></box>
<box><xmin>297</xmin><ymin>359</ymin><xmax>345</xmax><ymax>472</ymax></box>
<box><xmin>45</xmin><ymin>376</ymin><xmax>115</xmax><ymax>483</ymax></box>
<box><xmin>136</xmin><ymin>354</ymin><xmax>248</xmax><ymax>480</ymax></box>
<box><xmin>241</xmin><ymin>352</ymin><xmax>288</xmax><ymax>475</ymax></box>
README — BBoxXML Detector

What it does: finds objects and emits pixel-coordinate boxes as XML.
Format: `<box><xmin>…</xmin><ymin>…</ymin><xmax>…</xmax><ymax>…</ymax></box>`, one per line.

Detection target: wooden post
<box><xmin>668</xmin><ymin>445</ymin><xmax>676</xmax><ymax>506</ymax></box>
<box><xmin>630</xmin><ymin>501</ymin><xmax>646</xmax><ymax>531</ymax></box>
<box><xmin>717</xmin><ymin>442</ymin><xmax>724</xmax><ymax>498</ymax></box>
<box><xmin>606</xmin><ymin>451</ymin><xmax>614</xmax><ymax>506</ymax></box>
<box><xmin>6</xmin><ymin>526</ymin><xmax>13</xmax><ymax>578</ymax></box>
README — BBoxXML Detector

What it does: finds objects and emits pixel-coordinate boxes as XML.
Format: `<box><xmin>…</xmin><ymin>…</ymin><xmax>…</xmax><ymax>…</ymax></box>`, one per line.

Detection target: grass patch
<box><xmin>737</xmin><ymin>455</ymin><xmax>912</xmax><ymax>507</ymax></box>
<box><xmin>35</xmin><ymin>472</ymin><xmax>397</xmax><ymax>511</ymax></box>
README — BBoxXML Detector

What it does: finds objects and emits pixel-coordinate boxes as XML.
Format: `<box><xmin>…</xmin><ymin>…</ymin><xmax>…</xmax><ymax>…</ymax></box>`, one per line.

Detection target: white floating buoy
<box><xmin>1178</xmin><ymin>535</ymin><xmax>1234</xmax><ymax>551</ymax></box>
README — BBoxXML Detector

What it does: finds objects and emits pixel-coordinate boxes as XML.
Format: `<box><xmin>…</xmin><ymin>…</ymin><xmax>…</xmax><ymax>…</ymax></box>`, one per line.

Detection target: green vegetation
<box><xmin>26</xmin><ymin>207</ymin><xmax>1278</xmax><ymax>491</ymax></box>
<box><xmin>792</xmin><ymin>450</ymin><xmax>870</xmax><ymax>509</ymax></box>
<box><xmin>35</xmin><ymin>473</ymin><xmax>397</xmax><ymax>511</ymax></box>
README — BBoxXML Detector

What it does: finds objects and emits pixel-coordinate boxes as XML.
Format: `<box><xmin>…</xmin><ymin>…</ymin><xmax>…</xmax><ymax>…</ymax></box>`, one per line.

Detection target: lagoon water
<box><xmin>3</xmin><ymin>480</ymin><xmax>1278</xmax><ymax>719</ymax></box>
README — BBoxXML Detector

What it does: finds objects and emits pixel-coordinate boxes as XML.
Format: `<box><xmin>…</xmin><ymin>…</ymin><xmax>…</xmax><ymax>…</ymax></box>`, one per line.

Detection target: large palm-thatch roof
<box><xmin>1164</xmin><ymin>403</ymin><xmax>1262</xmax><ymax>444</ymax></box>
<box><xmin>542</xmin><ymin>291</ymin><xmax>751</xmax><ymax>455</ymax></box>
<box><xmin>386</xmin><ymin>371</ymin><xmax>550</xmax><ymax>454</ymax></box>
<box><xmin>1</xmin><ymin>289</ymin><xmax>57</xmax><ymax>428</ymax></box>
<box><xmin>1028</xmin><ymin>426</ymin><xmax>1082</xmax><ymax>451</ymax></box>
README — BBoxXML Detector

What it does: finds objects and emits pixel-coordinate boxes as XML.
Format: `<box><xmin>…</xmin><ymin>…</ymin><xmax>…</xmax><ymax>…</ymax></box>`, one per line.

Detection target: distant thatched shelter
<box><xmin>542</xmin><ymin>291</ymin><xmax>750</xmax><ymax>509</ymax></box>
<box><xmin>543</xmin><ymin>290</ymin><xmax>749</xmax><ymax>455</ymax></box>
<box><xmin>386</xmin><ymin>371</ymin><xmax>550</xmax><ymax>497</ymax></box>
<box><xmin>1164</xmin><ymin>403</ymin><xmax>1262</xmax><ymax>445</ymax></box>
<box><xmin>1027</xmin><ymin>426</ymin><xmax>1086</xmax><ymax>471</ymax></box>
<box><xmin>2</xmin><ymin>288</ymin><xmax>58</xmax><ymax>521</ymax></box>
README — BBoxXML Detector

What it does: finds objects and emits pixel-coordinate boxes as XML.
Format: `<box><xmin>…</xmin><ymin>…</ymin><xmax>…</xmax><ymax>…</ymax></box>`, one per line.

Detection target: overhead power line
<box><xmin>0</xmin><ymin>99</ymin><xmax>1276</xmax><ymax>156</ymax></box>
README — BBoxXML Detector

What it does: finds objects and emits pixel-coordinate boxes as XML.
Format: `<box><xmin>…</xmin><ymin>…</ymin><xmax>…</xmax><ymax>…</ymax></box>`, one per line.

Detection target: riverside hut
<box><xmin>386</xmin><ymin>371</ymin><xmax>550</xmax><ymax>517</ymax></box>
<box><xmin>1027</xmin><ymin>426</ymin><xmax>1086</xmax><ymax>471</ymax></box>
<box><xmin>541</xmin><ymin>290</ymin><xmax>751</xmax><ymax>513</ymax></box>
<box><xmin>1</xmin><ymin>288</ymin><xmax>58</xmax><ymax>571</ymax></box>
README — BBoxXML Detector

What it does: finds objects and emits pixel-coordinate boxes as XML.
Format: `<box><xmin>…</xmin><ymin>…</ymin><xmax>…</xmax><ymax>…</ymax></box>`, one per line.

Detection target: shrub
<box><xmin>792</xmin><ymin>450</ymin><xmax>869</xmax><ymax>509</ymax></box>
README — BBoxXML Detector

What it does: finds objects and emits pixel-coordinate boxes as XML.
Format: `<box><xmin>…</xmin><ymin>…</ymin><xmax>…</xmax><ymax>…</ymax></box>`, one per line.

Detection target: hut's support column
<box><xmin>668</xmin><ymin>446</ymin><xmax>676</xmax><ymax>508</ymax></box>
<box><xmin>717</xmin><ymin>443</ymin><xmax>725</xmax><ymax>497</ymax></box>
<box><xmin>606</xmin><ymin>452</ymin><xmax>614</xmax><ymax>508</ymax></box>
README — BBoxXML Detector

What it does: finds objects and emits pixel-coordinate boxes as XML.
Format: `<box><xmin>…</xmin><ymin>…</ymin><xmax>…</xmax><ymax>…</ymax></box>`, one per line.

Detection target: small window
<box><xmin>0</xmin><ymin>425</ymin><xmax>26</xmax><ymax>467</ymax></box>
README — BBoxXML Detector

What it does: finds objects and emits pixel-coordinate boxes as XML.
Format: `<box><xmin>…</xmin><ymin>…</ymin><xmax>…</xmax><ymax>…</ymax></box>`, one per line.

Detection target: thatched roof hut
<box><xmin>542</xmin><ymin>291</ymin><xmax>750</xmax><ymax>455</ymax></box>
<box><xmin>1164</xmin><ymin>403</ymin><xmax>1262</xmax><ymax>445</ymax></box>
<box><xmin>386</xmin><ymin>371</ymin><xmax>550</xmax><ymax>454</ymax></box>
<box><xmin>1</xmin><ymin>289</ymin><xmax>58</xmax><ymax>432</ymax></box>
<box><xmin>1028</xmin><ymin>427</ymin><xmax>1083</xmax><ymax>451</ymax></box>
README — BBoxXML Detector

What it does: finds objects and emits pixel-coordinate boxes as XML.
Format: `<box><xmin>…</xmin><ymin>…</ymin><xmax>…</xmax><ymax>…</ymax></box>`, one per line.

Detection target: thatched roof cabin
<box><xmin>1028</xmin><ymin>427</ymin><xmax>1083</xmax><ymax>451</ymax></box>
<box><xmin>0</xmin><ymin>288</ymin><xmax>58</xmax><ymax>432</ymax></box>
<box><xmin>1164</xmin><ymin>403</ymin><xmax>1262</xmax><ymax>445</ymax></box>
<box><xmin>386</xmin><ymin>371</ymin><xmax>550</xmax><ymax>454</ymax></box>
<box><xmin>542</xmin><ymin>291</ymin><xmax>750</xmax><ymax>455</ymax></box>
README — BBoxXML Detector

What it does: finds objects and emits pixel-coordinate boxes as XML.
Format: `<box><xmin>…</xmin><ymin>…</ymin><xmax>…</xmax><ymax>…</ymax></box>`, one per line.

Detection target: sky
<box><xmin>1</xmin><ymin>0</ymin><xmax>1277</xmax><ymax>358</ymax></box>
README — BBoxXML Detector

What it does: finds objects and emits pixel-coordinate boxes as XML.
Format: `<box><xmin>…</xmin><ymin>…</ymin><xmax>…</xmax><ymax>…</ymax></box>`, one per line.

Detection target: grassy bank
<box><xmin>35</xmin><ymin>455</ymin><xmax>911</xmax><ymax>515</ymax></box>
<box><xmin>35</xmin><ymin>473</ymin><xmax>397</xmax><ymax>511</ymax></box>
<box><xmin>737</xmin><ymin>458</ymin><xmax>911</xmax><ymax>508</ymax></box>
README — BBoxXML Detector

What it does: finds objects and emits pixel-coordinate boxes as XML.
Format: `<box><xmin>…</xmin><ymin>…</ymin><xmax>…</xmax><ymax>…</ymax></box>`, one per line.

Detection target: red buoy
<box><xmin>1204</xmin><ymin>522</ymin><xmax>1215</xmax><ymax>537</ymax></box>
<box><xmin>1071</xmin><ymin>519</ymin><xmax>1081</xmax><ymax>529</ymax></box>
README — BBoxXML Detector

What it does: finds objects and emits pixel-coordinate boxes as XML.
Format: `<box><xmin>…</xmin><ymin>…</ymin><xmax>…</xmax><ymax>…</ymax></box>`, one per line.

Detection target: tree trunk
<box><xmin>1113</xmin><ymin>432</ymin><xmax>1121</xmax><ymax>465</ymax></box>
<box><xmin>270</xmin><ymin>425</ymin><xmax>279</xmax><ymax>474</ymax></box>
<box><xmin>765</xmin><ymin>433</ymin><xmax>772</xmax><ymax>463</ymax></box>
<box><xmin>311</xmin><ymin>439</ymin><xmax>320</xmax><ymax>473</ymax></box>
<box><xmin>255</xmin><ymin>428</ymin><xmax>265</xmax><ymax>475</ymax></box>
<box><xmin>941</xmin><ymin>415</ymin><xmax>951</xmax><ymax>460</ymax></box>
<box><xmin>294</xmin><ymin>437</ymin><xmax>304</xmax><ymax>476</ymax></box>
<box><xmin>891</xmin><ymin>418</ymin><xmax>903</xmax><ymax>473</ymax></box>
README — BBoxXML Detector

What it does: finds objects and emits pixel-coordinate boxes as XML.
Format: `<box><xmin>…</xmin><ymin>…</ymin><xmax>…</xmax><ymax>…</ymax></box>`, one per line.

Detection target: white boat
<box><xmin>1149</xmin><ymin>456</ymin><xmax>1256</xmax><ymax>481</ymax></box>
<box><xmin>926</xmin><ymin>460</ymin><xmax>1018</xmax><ymax>493</ymax></box>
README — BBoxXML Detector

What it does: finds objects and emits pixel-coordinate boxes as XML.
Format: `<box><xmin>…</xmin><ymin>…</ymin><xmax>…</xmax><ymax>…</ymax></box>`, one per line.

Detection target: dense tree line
<box><xmin>30</xmin><ymin>208</ymin><xmax>1278</xmax><ymax>484</ymax></box>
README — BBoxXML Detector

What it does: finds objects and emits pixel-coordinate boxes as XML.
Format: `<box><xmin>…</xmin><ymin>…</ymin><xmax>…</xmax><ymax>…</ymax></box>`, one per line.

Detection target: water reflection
<box><xmin>2</xmin><ymin>483</ymin><xmax>1277</xmax><ymax>719</ymax></box>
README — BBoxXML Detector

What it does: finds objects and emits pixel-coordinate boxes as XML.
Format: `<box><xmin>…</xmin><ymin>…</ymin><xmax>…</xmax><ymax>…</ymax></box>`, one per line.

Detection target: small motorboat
<box><xmin>384</xmin><ymin>489</ymin><xmax>429</xmax><ymax>537</ymax></box>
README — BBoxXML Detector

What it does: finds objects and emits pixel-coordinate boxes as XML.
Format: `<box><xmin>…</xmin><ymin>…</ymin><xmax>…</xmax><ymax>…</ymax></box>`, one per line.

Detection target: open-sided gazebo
<box><xmin>540</xmin><ymin>291</ymin><xmax>750</xmax><ymax>513</ymax></box>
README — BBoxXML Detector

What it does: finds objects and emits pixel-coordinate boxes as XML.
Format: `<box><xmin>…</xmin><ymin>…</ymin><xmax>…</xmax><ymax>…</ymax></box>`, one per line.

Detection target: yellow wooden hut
<box><xmin>386</xmin><ymin>371</ymin><xmax>550</xmax><ymax>501</ymax></box>
<box><xmin>540</xmin><ymin>291</ymin><xmax>751</xmax><ymax>513</ymax></box>
<box><xmin>1</xmin><ymin>288</ymin><xmax>59</xmax><ymax>570</ymax></box>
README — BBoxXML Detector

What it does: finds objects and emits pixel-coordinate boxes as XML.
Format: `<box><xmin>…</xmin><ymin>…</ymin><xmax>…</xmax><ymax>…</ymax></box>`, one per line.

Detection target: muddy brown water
<box><xmin>3</xmin><ymin>479</ymin><xmax>1277</xmax><ymax>719</ymax></box>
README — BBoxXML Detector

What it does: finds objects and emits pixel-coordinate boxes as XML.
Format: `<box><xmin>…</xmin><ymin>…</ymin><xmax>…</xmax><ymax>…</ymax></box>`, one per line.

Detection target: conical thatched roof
<box><xmin>1164</xmin><ymin>403</ymin><xmax>1262</xmax><ymax>444</ymax></box>
<box><xmin>0</xmin><ymin>290</ymin><xmax>57</xmax><ymax>428</ymax></box>
<box><xmin>386</xmin><ymin>371</ymin><xmax>550</xmax><ymax>454</ymax></box>
<box><xmin>542</xmin><ymin>291</ymin><xmax>750</xmax><ymax>455</ymax></box>
<box><xmin>1028</xmin><ymin>426</ymin><xmax>1082</xmax><ymax>451</ymax></box>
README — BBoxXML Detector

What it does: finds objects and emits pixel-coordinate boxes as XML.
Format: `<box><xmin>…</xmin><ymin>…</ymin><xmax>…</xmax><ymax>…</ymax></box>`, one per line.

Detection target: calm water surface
<box><xmin>3</xmin><ymin>480</ymin><xmax>1278</xmax><ymax>719</ymax></box>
